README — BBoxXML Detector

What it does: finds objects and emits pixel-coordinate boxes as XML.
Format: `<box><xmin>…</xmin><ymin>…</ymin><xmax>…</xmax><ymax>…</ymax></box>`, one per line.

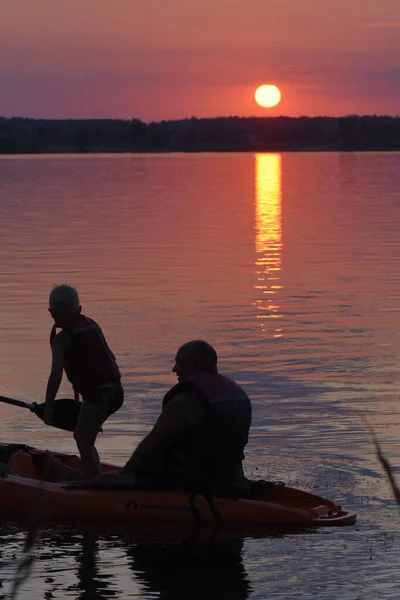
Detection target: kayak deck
<box><xmin>0</xmin><ymin>444</ymin><xmax>357</xmax><ymax>529</ymax></box>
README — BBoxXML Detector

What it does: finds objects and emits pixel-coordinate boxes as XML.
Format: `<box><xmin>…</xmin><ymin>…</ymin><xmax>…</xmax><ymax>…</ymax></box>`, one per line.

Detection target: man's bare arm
<box><xmin>43</xmin><ymin>332</ymin><xmax>69</xmax><ymax>422</ymax></box>
<box><xmin>120</xmin><ymin>391</ymin><xmax>206</xmax><ymax>474</ymax></box>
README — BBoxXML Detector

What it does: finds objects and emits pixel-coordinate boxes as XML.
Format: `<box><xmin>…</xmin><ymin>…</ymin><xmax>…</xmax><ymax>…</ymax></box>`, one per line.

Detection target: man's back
<box><xmin>162</xmin><ymin>372</ymin><xmax>252</xmax><ymax>497</ymax></box>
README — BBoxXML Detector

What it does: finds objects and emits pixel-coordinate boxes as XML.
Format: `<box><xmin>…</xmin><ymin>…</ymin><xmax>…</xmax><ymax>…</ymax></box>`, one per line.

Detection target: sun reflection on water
<box><xmin>254</xmin><ymin>153</ymin><xmax>283</xmax><ymax>336</ymax></box>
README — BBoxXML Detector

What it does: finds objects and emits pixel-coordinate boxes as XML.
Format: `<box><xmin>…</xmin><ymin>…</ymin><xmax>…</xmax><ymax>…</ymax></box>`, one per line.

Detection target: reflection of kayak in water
<box><xmin>0</xmin><ymin>524</ymin><xmax>253</xmax><ymax>600</ymax></box>
<box><xmin>0</xmin><ymin>443</ymin><xmax>357</xmax><ymax>529</ymax></box>
<box><xmin>126</xmin><ymin>536</ymin><xmax>252</xmax><ymax>600</ymax></box>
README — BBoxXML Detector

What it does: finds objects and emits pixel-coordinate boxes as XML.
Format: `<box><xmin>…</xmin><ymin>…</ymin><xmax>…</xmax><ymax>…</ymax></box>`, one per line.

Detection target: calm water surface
<box><xmin>0</xmin><ymin>152</ymin><xmax>400</xmax><ymax>598</ymax></box>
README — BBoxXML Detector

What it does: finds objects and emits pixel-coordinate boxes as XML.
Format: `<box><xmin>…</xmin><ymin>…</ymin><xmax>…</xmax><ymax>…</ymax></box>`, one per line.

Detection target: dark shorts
<box><xmin>82</xmin><ymin>384</ymin><xmax>124</xmax><ymax>418</ymax></box>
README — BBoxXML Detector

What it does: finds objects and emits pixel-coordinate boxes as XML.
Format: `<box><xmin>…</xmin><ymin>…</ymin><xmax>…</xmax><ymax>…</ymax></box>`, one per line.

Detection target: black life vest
<box><xmin>52</xmin><ymin>314</ymin><xmax>121</xmax><ymax>394</ymax></box>
<box><xmin>162</xmin><ymin>372</ymin><xmax>252</xmax><ymax>496</ymax></box>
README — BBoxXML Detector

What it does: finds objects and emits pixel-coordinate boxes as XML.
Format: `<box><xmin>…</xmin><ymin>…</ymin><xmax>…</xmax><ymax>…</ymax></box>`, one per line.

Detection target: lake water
<box><xmin>0</xmin><ymin>151</ymin><xmax>400</xmax><ymax>599</ymax></box>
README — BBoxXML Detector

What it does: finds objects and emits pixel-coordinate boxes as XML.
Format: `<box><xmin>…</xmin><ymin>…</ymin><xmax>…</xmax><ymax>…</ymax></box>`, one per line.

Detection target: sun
<box><xmin>254</xmin><ymin>85</ymin><xmax>281</xmax><ymax>108</ymax></box>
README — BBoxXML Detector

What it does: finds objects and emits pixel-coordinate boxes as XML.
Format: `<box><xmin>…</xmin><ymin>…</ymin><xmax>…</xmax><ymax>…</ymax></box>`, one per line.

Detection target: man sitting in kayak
<box><xmin>43</xmin><ymin>284</ymin><xmax>124</xmax><ymax>479</ymax></box>
<box><xmin>93</xmin><ymin>339</ymin><xmax>252</xmax><ymax>498</ymax></box>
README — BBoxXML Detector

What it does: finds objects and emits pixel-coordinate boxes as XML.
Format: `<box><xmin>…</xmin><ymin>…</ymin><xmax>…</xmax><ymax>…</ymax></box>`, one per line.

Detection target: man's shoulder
<box><xmin>80</xmin><ymin>314</ymin><xmax>100</xmax><ymax>327</ymax></box>
<box><xmin>164</xmin><ymin>389</ymin><xmax>207</xmax><ymax>416</ymax></box>
<box><xmin>171</xmin><ymin>388</ymin><xmax>205</xmax><ymax>404</ymax></box>
<box><xmin>74</xmin><ymin>315</ymin><xmax>106</xmax><ymax>336</ymax></box>
<box><xmin>52</xmin><ymin>328</ymin><xmax>71</xmax><ymax>348</ymax></box>
<box><xmin>161</xmin><ymin>390</ymin><xmax>207</xmax><ymax>428</ymax></box>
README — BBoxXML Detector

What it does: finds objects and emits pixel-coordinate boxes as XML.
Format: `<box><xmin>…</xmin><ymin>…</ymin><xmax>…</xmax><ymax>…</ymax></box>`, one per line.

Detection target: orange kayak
<box><xmin>0</xmin><ymin>443</ymin><xmax>357</xmax><ymax>530</ymax></box>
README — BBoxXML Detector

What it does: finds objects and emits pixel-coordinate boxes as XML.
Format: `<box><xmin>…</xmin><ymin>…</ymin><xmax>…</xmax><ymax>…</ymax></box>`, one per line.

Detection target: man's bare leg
<box><xmin>43</xmin><ymin>451</ymin><xmax>84</xmax><ymax>481</ymax></box>
<box><xmin>73</xmin><ymin>401</ymin><xmax>108</xmax><ymax>479</ymax></box>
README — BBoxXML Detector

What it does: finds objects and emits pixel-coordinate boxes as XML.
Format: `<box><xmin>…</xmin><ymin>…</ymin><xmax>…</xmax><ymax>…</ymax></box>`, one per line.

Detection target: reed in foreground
<box><xmin>364</xmin><ymin>418</ymin><xmax>400</xmax><ymax>508</ymax></box>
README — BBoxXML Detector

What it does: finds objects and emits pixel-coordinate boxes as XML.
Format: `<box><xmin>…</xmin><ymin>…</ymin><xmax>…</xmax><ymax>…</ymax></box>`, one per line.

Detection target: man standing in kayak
<box><xmin>43</xmin><ymin>284</ymin><xmax>124</xmax><ymax>479</ymax></box>
<box><xmin>99</xmin><ymin>340</ymin><xmax>252</xmax><ymax>497</ymax></box>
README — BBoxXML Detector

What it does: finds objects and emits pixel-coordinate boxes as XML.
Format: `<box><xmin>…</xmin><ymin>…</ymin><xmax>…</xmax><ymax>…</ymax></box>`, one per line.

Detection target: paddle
<box><xmin>0</xmin><ymin>395</ymin><xmax>81</xmax><ymax>432</ymax></box>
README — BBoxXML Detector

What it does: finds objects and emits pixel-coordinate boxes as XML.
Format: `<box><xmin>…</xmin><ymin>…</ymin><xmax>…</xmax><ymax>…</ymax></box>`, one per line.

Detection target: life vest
<box><xmin>53</xmin><ymin>315</ymin><xmax>121</xmax><ymax>395</ymax></box>
<box><xmin>162</xmin><ymin>372</ymin><xmax>252</xmax><ymax>496</ymax></box>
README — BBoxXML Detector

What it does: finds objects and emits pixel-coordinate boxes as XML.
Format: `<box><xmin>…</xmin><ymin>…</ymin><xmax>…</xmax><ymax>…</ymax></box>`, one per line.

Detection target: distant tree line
<box><xmin>0</xmin><ymin>115</ymin><xmax>399</xmax><ymax>154</ymax></box>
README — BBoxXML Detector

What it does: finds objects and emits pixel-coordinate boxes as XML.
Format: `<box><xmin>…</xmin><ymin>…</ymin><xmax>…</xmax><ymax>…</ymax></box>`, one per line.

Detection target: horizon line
<box><xmin>1</xmin><ymin>113</ymin><xmax>400</xmax><ymax>123</ymax></box>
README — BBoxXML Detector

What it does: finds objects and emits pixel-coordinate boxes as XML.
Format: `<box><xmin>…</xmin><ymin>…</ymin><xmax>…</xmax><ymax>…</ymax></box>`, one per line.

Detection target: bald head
<box><xmin>172</xmin><ymin>340</ymin><xmax>218</xmax><ymax>381</ymax></box>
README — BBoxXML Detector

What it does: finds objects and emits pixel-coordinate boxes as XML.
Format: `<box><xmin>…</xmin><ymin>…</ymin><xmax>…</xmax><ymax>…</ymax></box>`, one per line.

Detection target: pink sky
<box><xmin>1</xmin><ymin>0</ymin><xmax>399</xmax><ymax>120</ymax></box>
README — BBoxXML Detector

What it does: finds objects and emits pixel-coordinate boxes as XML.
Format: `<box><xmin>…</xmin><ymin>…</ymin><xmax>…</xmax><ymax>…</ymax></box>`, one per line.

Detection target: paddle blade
<box><xmin>33</xmin><ymin>398</ymin><xmax>81</xmax><ymax>432</ymax></box>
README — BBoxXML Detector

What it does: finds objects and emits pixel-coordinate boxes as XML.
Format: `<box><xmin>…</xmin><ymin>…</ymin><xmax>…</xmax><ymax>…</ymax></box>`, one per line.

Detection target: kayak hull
<box><xmin>0</xmin><ymin>444</ymin><xmax>357</xmax><ymax>530</ymax></box>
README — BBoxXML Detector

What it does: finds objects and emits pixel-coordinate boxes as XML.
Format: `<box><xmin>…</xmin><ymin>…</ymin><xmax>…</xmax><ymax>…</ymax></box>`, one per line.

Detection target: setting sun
<box><xmin>254</xmin><ymin>85</ymin><xmax>282</xmax><ymax>108</ymax></box>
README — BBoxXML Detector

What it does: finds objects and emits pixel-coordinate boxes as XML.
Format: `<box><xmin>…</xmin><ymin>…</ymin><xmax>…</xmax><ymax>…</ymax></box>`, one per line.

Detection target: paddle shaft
<box><xmin>0</xmin><ymin>395</ymin><xmax>36</xmax><ymax>411</ymax></box>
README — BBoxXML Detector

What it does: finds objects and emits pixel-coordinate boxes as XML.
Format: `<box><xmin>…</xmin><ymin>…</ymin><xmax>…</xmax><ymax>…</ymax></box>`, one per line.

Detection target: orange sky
<box><xmin>1</xmin><ymin>0</ymin><xmax>399</xmax><ymax>120</ymax></box>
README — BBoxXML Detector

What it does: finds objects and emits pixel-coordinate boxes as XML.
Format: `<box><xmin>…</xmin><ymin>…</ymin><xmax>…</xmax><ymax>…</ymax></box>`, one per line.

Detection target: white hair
<box><xmin>49</xmin><ymin>284</ymin><xmax>80</xmax><ymax>315</ymax></box>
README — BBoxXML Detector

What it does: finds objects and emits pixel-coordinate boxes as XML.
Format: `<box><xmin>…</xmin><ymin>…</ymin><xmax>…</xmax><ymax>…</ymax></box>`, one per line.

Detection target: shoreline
<box><xmin>1</xmin><ymin>115</ymin><xmax>399</xmax><ymax>155</ymax></box>
<box><xmin>1</xmin><ymin>146</ymin><xmax>400</xmax><ymax>156</ymax></box>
